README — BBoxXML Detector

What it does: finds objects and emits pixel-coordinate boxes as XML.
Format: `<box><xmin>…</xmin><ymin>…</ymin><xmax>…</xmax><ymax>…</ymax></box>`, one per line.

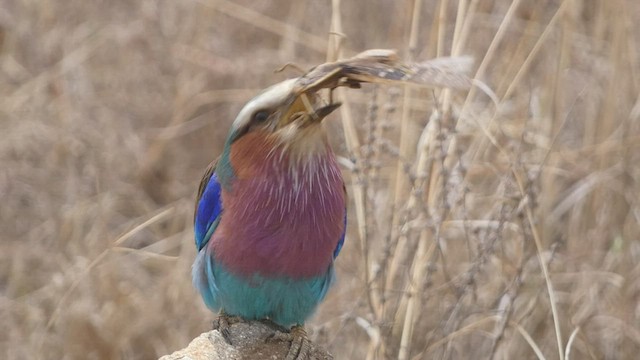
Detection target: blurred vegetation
<box><xmin>1</xmin><ymin>0</ymin><xmax>639</xmax><ymax>359</ymax></box>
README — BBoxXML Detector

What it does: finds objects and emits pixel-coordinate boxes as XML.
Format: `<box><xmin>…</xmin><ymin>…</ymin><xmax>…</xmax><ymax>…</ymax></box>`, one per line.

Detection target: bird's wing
<box><xmin>333</xmin><ymin>183</ymin><xmax>347</xmax><ymax>259</ymax></box>
<box><xmin>194</xmin><ymin>159</ymin><xmax>223</xmax><ymax>251</ymax></box>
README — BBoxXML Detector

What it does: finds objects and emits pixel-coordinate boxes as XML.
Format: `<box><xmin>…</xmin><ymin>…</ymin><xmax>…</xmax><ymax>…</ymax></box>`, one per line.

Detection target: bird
<box><xmin>192</xmin><ymin>49</ymin><xmax>473</xmax><ymax>359</ymax></box>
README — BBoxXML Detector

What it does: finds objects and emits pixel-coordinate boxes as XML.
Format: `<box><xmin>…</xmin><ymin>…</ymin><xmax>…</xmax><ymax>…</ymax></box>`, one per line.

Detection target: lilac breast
<box><xmin>213</xmin><ymin>136</ymin><xmax>346</xmax><ymax>279</ymax></box>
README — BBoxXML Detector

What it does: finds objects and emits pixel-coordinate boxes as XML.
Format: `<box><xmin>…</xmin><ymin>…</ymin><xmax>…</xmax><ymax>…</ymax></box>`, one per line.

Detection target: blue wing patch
<box><xmin>194</xmin><ymin>167</ymin><xmax>223</xmax><ymax>251</ymax></box>
<box><xmin>333</xmin><ymin>208</ymin><xmax>347</xmax><ymax>259</ymax></box>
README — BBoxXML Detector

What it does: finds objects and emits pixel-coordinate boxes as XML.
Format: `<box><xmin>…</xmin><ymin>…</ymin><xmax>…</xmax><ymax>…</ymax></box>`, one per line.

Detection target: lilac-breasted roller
<box><xmin>192</xmin><ymin>77</ymin><xmax>346</xmax><ymax>358</ymax></box>
<box><xmin>192</xmin><ymin>50</ymin><xmax>473</xmax><ymax>359</ymax></box>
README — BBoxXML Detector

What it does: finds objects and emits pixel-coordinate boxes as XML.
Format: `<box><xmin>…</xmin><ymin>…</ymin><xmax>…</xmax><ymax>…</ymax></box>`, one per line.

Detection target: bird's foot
<box><xmin>212</xmin><ymin>312</ymin><xmax>243</xmax><ymax>345</ymax></box>
<box><xmin>268</xmin><ymin>325</ymin><xmax>311</xmax><ymax>360</ymax></box>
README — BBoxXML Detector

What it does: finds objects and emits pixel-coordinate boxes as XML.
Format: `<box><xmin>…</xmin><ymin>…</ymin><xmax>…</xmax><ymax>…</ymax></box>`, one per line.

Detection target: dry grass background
<box><xmin>1</xmin><ymin>0</ymin><xmax>640</xmax><ymax>359</ymax></box>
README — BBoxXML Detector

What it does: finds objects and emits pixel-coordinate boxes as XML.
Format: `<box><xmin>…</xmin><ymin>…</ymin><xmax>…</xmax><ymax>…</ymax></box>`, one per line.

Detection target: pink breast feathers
<box><xmin>213</xmin><ymin>132</ymin><xmax>346</xmax><ymax>279</ymax></box>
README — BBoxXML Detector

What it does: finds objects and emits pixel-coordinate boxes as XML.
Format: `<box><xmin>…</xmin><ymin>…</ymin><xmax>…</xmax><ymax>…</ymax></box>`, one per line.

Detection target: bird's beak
<box><xmin>313</xmin><ymin>102</ymin><xmax>342</xmax><ymax>120</ymax></box>
<box><xmin>279</xmin><ymin>93</ymin><xmax>341</xmax><ymax>127</ymax></box>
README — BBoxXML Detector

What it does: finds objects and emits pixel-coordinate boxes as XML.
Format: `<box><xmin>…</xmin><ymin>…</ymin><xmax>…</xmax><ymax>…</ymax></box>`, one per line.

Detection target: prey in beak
<box><xmin>280</xmin><ymin>48</ymin><xmax>473</xmax><ymax>128</ymax></box>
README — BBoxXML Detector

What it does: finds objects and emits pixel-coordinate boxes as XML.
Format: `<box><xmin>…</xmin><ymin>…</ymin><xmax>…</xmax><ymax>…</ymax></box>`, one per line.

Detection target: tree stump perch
<box><xmin>159</xmin><ymin>321</ymin><xmax>333</xmax><ymax>360</ymax></box>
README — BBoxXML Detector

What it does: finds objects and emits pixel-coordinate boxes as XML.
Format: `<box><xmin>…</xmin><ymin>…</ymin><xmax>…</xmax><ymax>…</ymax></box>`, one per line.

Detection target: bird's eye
<box><xmin>252</xmin><ymin>110</ymin><xmax>270</xmax><ymax>123</ymax></box>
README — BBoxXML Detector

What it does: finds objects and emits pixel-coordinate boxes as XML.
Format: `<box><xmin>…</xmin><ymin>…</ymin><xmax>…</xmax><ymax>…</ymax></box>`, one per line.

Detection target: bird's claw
<box><xmin>267</xmin><ymin>325</ymin><xmax>311</xmax><ymax>360</ymax></box>
<box><xmin>212</xmin><ymin>313</ymin><xmax>243</xmax><ymax>345</ymax></box>
<box><xmin>287</xmin><ymin>326</ymin><xmax>311</xmax><ymax>360</ymax></box>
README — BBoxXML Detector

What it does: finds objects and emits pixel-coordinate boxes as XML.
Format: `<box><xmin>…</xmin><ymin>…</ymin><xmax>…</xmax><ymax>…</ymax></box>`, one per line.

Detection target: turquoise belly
<box><xmin>193</xmin><ymin>250</ymin><xmax>335</xmax><ymax>327</ymax></box>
